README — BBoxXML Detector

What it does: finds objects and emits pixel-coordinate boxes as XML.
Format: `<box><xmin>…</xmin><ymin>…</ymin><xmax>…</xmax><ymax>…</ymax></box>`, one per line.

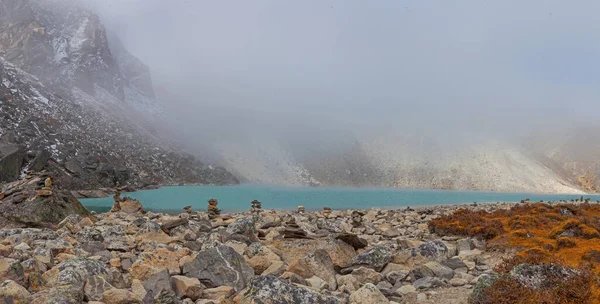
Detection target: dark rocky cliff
<box><xmin>0</xmin><ymin>0</ymin><xmax>239</xmax><ymax>190</ymax></box>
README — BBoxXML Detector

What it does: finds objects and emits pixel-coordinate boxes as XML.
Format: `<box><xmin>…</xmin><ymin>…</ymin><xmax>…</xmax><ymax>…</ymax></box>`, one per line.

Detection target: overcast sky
<box><xmin>86</xmin><ymin>0</ymin><xmax>600</xmax><ymax>145</ymax></box>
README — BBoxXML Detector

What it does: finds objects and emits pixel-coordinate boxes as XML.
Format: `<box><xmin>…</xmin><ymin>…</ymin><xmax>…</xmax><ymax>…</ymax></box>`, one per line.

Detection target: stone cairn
<box><xmin>110</xmin><ymin>187</ymin><xmax>122</xmax><ymax>212</ymax></box>
<box><xmin>282</xmin><ymin>218</ymin><xmax>310</xmax><ymax>239</ymax></box>
<box><xmin>184</xmin><ymin>205</ymin><xmax>192</xmax><ymax>214</ymax></box>
<box><xmin>37</xmin><ymin>177</ymin><xmax>53</xmax><ymax>197</ymax></box>
<box><xmin>322</xmin><ymin>207</ymin><xmax>332</xmax><ymax>218</ymax></box>
<box><xmin>297</xmin><ymin>205</ymin><xmax>305</xmax><ymax>213</ymax></box>
<box><xmin>351</xmin><ymin>210</ymin><xmax>363</xmax><ymax>227</ymax></box>
<box><xmin>250</xmin><ymin>200</ymin><xmax>262</xmax><ymax>213</ymax></box>
<box><xmin>207</xmin><ymin>198</ymin><xmax>221</xmax><ymax>219</ymax></box>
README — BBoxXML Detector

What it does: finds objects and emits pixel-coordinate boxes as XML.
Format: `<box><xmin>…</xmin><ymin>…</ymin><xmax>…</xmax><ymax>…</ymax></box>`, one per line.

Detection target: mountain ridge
<box><xmin>0</xmin><ymin>0</ymin><xmax>238</xmax><ymax>189</ymax></box>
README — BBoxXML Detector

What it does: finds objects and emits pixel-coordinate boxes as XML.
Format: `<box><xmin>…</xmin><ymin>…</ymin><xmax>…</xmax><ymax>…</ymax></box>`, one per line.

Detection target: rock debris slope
<box><xmin>0</xmin><ymin>0</ymin><xmax>238</xmax><ymax>189</ymax></box>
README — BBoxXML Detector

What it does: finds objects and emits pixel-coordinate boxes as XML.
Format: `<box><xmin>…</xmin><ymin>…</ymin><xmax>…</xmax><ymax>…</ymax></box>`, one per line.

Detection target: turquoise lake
<box><xmin>79</xmin><ymin>185</ymin><xmax>600</xmax><ymax>213</ymax></box>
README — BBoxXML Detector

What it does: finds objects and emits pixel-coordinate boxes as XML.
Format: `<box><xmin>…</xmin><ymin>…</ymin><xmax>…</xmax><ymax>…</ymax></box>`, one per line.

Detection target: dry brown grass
<box><xmin>430</xmin><ymin>202</ymin><xmax>600</xmax><ymax>303</ymax></box>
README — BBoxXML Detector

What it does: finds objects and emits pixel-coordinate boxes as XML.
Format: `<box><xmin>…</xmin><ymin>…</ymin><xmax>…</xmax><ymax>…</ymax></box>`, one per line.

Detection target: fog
<box><xmin>86</xmin><ymin>0</ymin><xmax>600</xmax><ymax>159</ymax></box>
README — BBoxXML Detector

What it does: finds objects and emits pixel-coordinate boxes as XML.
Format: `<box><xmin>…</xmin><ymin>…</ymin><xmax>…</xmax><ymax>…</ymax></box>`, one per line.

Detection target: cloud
<box><xmin>85</xmin><ymin>0</ymin><xmax>600</xmax><ymax>150</ymax></box>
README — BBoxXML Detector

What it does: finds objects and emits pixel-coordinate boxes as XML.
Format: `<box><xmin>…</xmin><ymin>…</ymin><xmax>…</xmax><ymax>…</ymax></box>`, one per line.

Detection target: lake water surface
<box><xmin>79</xmin><ymin>185</ymin><xmax>600</xmax><ymax>213</ymax></box>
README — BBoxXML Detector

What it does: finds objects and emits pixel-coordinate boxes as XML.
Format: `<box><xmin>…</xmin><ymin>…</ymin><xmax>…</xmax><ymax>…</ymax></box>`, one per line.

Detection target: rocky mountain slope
<box><xmin>212</xmin><ymin>133</ymin><xmax>586</xmax><ymax>194</ymax></box>
<box><xmin>0</xmin><ymin>0</ymin><xmax>238</xmax><ymax>189</ymax></box>
<box><xmin>525</xmin><ymin>126</ymin><xmax>600</xmax><ymax>193</ymax></box>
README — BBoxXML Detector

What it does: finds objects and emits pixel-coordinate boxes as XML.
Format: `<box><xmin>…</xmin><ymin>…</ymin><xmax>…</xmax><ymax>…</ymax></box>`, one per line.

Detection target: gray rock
<box><xmin>396</xmin><ymin>284</ymin><xmax>416</xmax><ymax>295</ymax></box>
<box><xmin>31</xmin><ymin>149</ymin><xmax>52</xmax><ymax>172</ymax></box>
<box><xmin>288</xmin><ymin>249</ymin><xmax>338</xmax><ymax>290</ymax></box>
<box><xmin>411</xmin><ymin>261</ymin><xmax>453</xmax><ymax>280</ymax></box>
<box><xmin>335</xmin><ymin>233</ymin><xmax>368</xmax><ymax>250</ymax></box>
<box><xmin>0</xmin><ymin>258</ymin><xmax>26</xmax><ymax>287</ymax></box>
<box><xmin>441</xmin><ymin>257</ymin><xmax>468</xmax><ymax>270</ymax></box>
<box><xmin>0</xmin><ymin>279</ymin><xmax>31</xmax><ymax>303</ymax></box>
<box><xmin>0</xmin><ymin>143</ymin><xmax>24</xmax><ymax>182</ymax></box>
<box><xmin>418</xmin><ymin>240</ymin><xmax>448</xmax><ymax>259</ymax></box>
<box><xmin>343</xmin><ymin>246</ymin><xmax>391</xmax><ymax>272</ymax></box>
<box><xmin>0</xmin><ymin>177</ymin><xmax>90</xmax><ymax>228</ymax></box>
<box><xmin>55</xmin><ymin>258</ymin><xmax>108</xmax><ymax>287</ymax></box>
<box><xmin>143</xmin><ymin>270</ymin><xmax>178</xmax><ymax>304</ymax></box>
<box><xmin>182</xmin><ymin>245</ymin><xmax>254</xmax><ymax>292</ymax></box>
<box><xmin>510</xmin><ymin>264</ymin><xmax>579</xmax><ymax>290</ymax></box>
<box><xmin>77</xmin><ymin>227</ymin><xmax>104</xmax><ymax>243</ymax></box>
<box><xmin>413</xmin><ymin>277</ymin><xmax>445</xmax><ymax>290</ymax></box>
<box><xmin>243</xmin><ymin>275</ymin><xmax>344</xmax><ymax>304</ymax></box>
<box><xmin>64</xmin><ymin>159</ymin><xmax>83</xmax><ymax>175</ymax></box>
<box><xmin>226</xmin><ymin>218</ymin><xmax>256</xmax><ymax>236</ymax></box>
<box><xmin>456</xmin><ymin>238</ymin><xmax>473</xmax><ymax>253</ymax></box>
<box><xmin>29</xmin><ymin>284</ymin><xmax>84</xmax><ymax>304</ymax></box>
<box><xmin>84</xmin><ymin>275</ymin><xmax>114</xmax><ymax>301</ymax></box>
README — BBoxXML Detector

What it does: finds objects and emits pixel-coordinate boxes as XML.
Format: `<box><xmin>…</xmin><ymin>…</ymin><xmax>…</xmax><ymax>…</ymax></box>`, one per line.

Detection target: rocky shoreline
<box><xmin>0</xmin><ymin>175</ymin><xmax>519</xmax><ymax>304</ymax></box>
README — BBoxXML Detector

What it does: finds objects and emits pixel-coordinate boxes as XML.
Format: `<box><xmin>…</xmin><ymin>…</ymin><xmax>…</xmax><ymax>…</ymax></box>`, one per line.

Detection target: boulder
<box><xmin>413</xmin><ymin>277</ymin><xmax>445</xmax><ymax>290</ymax></box>
<box><xmin>510</xmin><ymin>264</ymin><xmax>580</xmax><ymax>289</ymax></box>
<box><xmin>287</xmin><ymin>249</ymin><xmax>337</xmax><ymax>290</ymax></box>
<box><xmin>0</xmin><ymin>258</ymin><xmax>26</xmax><ymax>287</ymax></box>
<box><xmin>411</xmin><ymin>261</ymin><xmax>454</xmax><ymax>280</ymax></box>
<box><xmin>0</xmin><ymin>143</ymin><xmax>24</xmax><ymax>183</ymax></box>
<box><xmin>30</xmin><ymin>284</ymin><xmax>84</xmax><ymax>304</ymax></box>
<box><xmin>64</xmin><ymin>159</ymin><xmax>83</xmax><ymax>175</ymax></box>
<box><xmin>182</xmin><ymin>245</ymin><xmax>254</xmax><ymax>292</ymax></box>
<box><xmin>268</xmin><ymin>238</ymin><xmax>356</xmax><ymax>269</ymax></box>
<box><xmin>119</xmin><ymin>199</ymin><xmax>144</xmax><ymax>214</ymax></box>
<box><xmin>239</xmin><ymin>275</ymin><xmax>343</xmax><ymax>304</ymax></box>
<box><xmin>418</xmin><ymin>240</ymin><xmax>448</xmax><ymax>259</ymax></box>
<box><xmin>0</xmin><ymin>280</ymin><xmax>30</xmax><ymax>304</ymax></box>
<box><xmin>441</xmin><ymin>256</ymin><xmax>468</xmax><ymax>270</ymax></box>
<box><xmin>203</xmin><ymin>286</ymin><xmax>234</xmax><ymax>300</ymax></box>
<box><xmin>129</xmin><ymin>248</ymin><xmax>183</xmax><ymax>281</ymax></box>
<box><xmin>0</xmin><ymin>176</ymin><xmax>90</xmax><ymax>228</ymax></box>
<box><xmin>342</xmin><ymin>246</ymin><xmax>391</xmax><ymax>272</ymax></box>
<box><xmin>226</xmin><ymin>218</ymin><xmax>258</xmax><ymax>242</ymax></box>
<box><xmin>337</xmin><ymin>274</ymin><xmax>360</xmax><ymax>294</ymax></box>
<box><xmin>102</xmin><ymin>289</ymin><xmax>141</xmax><ymax>304</ymax></box>
<box><xmin>349</xmin><ymin>283</ymin><xmax>390</xmax><ymax>304</ymax></box>
<box><xmin>351</xmin><ymin>267</ymin><xmax>382</xmax><ymax>285</ymax></box>
<box><xmin>396</xmin><ymin>284</ymin><xmax>416</xmax><ymax>295</ymax></box>
<box><xmin>262</xmin><ymin>260</ymin><xmax>286</xmax><ymax>277</ymax></box>
<box><xmin>335</xmin><ymin>233</ymin><xmax>368</xmax><ymax>250</ymax></box>
<box><xmin>142</xmin><ymin>270</ymin><xmax>178</xmax><ymax>304</ymax></box>
<box><xmin>50</xmin><ymin>258</ymin><xmax>108</xmax><ymax>287</ymax></box>
<box><xmin>83</xmin><ymin>275</ymin><xmax>114</xmax><ymax>302</ymax></box>
<box><xmin>171</xmin><ymin>275</ymin><xmax>204</xmax><ymax>301</ymax></box>
<box><xmin>31</xmin><ymin>150</ymin><xmax>51</xmax><ymax>172</ymax></box>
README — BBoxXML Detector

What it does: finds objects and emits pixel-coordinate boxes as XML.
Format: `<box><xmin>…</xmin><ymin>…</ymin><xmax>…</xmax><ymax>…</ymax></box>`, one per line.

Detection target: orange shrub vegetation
<box><xmin>429</xmin><ymin>203</ymin><xmax>600</xmax><ymax>270</ymax></box>
<box><xmin>430</xmin><ymin>203</ymin><xmax>600</xmax><ymax>303</ymax></box>
<box><xmin>429</xmin><ymin>203</ymin><xmax>600</xmax><ymax>268</ymax></box>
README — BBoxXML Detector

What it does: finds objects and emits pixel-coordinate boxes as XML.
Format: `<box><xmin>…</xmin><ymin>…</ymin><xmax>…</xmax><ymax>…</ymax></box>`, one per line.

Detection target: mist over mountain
<box><xmin>0</xmin><ymin>0</ymin><xmax>598</xmax><ymax>193</ymax></box>
<box><xmin>0</xmin><ymin>0</ymin><xmax>238</xmax><ymax>190</ymax></box>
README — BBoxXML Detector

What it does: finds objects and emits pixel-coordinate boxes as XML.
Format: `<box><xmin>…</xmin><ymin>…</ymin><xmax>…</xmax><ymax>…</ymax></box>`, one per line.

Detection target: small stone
<box><xmin>37</xmin><ymin>189</ymin><xmax>53</xmax><ymax>197</ymax></box>
<box><xmin>78</xmin><ymin>217</ymin><xmax>94</xmax><ymax>227</ymax></box>
<box><xmin>14</xmin><ymin>243</ymin><xmax>31</xmax><ymax>251</ymax></box>
<box><xmin>84</xmin><ymin>275</ymin><xmax>114</xmax><ymax>301</ymax></box>
<box><xmin>449</xmin><ymin>278</ymin><xmax>467</xmax><ymax>286</ymax></box>
<box><xmin>102</xmin><ymin>289</ymin><xmax>141</xmax><ymax>304</ymax></box>
<box><xmin>203</xmin><ymin>286</ymin><xmax>234</xmax><ymax>300</ymax></box>
<box><xmin>109</xmin><ymin>258</ymin><xmax>121</xmax><ymax>268</ymax></box>
<box><xmin>349</xmin><ymin>283</ymin><xmax>390</xmax><ymax>304</ymax></box>
<box><xmin>351</xmin><ymin>267</ymin><xmax>382</xmax><ymax>284</ymax></box>
<box><xmin>396</xmin><ymin>284</ymin><xmax>416</xmax><ymax>295</ymax></box>
<box><xmin>413</xmin><ymin>277</ymin><xmax>444</xmax><ymax>290</ymax></box>
<box><xmin>417</xmin><ymin>292</ymin><xmax>427</xmax><ymax>301</ymax></box>
<box><xmin>171</xmin><ymin>275</ymin><xmax>204</xmax><ymax>301</ymax></box>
